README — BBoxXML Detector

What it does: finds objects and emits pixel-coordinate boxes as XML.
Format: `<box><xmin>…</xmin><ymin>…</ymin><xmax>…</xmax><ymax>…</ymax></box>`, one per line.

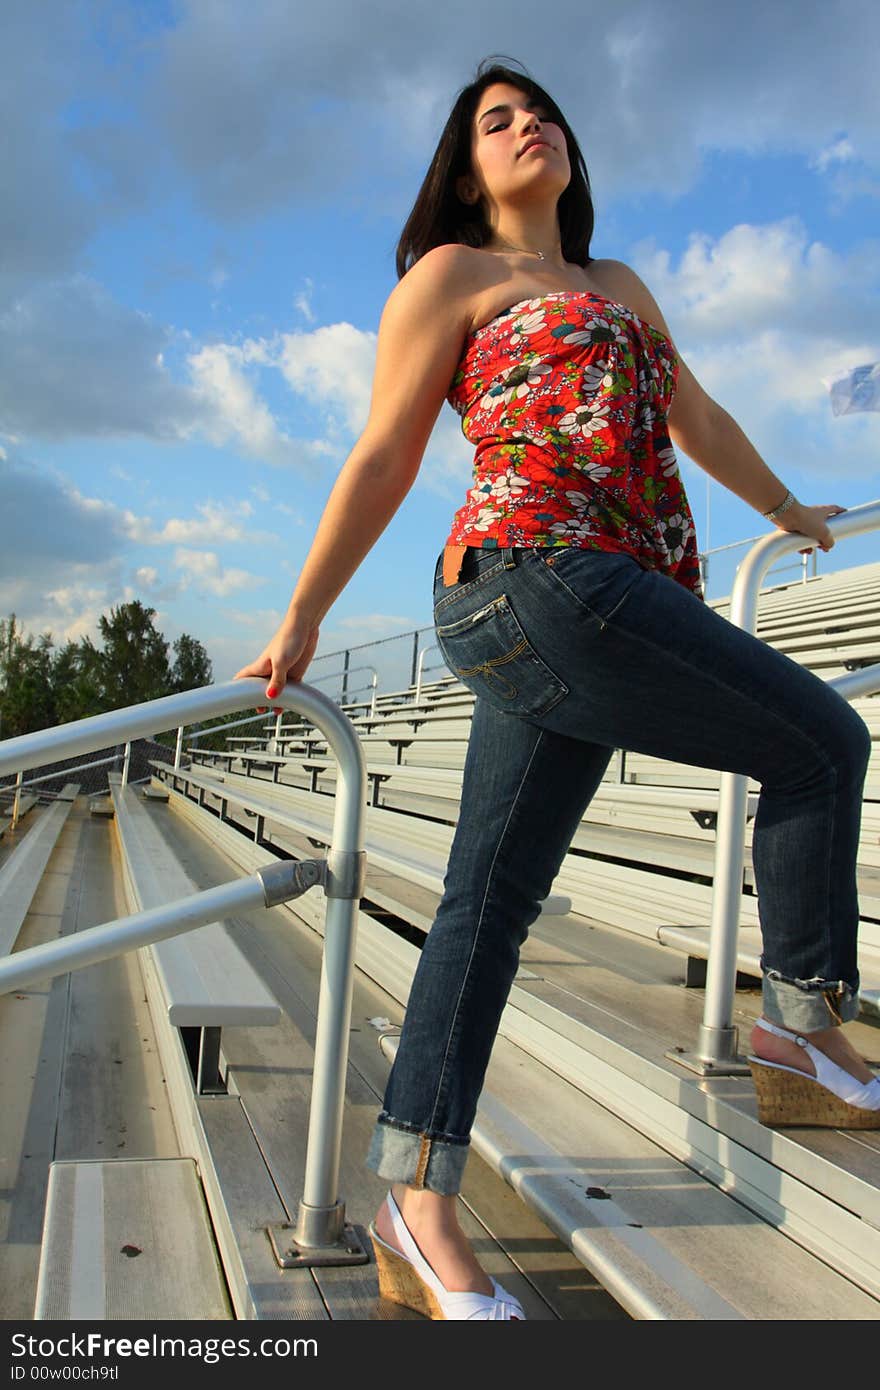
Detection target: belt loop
<box><xmin>503</xmin><ymin>546</ymin><xmax>516</xmax><ymax>570</ymax></box>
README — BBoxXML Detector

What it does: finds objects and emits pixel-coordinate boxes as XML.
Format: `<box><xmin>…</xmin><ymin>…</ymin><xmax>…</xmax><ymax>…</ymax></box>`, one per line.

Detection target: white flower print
<box><xmin>509</xmin><ymin>307</ymin><xmax>549</xmax><ymax>346</ymax></box>
<box><xmin>657</xmin><ymin>446</ymin><xmax>679</xmax><ymax>476</ymax></box>
<box><xmin>488</xmin><ymin>471</ymin><xmax>530</xmax><ymax>505</ymax></box>
<box><xmin>561</xmin><ymin>330</ymin><xmax>593</xmax><ymax>348</ymax></box>
<box><xmin>581</xmin><ymin>311</ymin><xmax>630</xmax><ymax>349</ymax></box>
<box><xmin>580</xmin><ymin>361</ymin><xmax>613</xmax><ymax>392</ymax></box>
<box><xmin>548</xmin><ymin>520</ymin><xmax>596</xmax><ymax>543</ymax></box>
<box><xmin>479</xmin><ymin>359</ymin><xmax>552</xmax><ymax>412</ymax></box>
<box><xmin>635</xmin><ymin>403</ymin><xmax>656</xmax><ymax>435</ymax></box>
<box><xmin>569</xmin><ymin>458</ymin><xmax>612</xmax><ymax>483</ymax></box>
<box><xmin>559</xmin><ymin>401</ymin><xmax>612</xmax><ymax>438</ymax></box>
<box><xmin>467</xmin><ymin>504</ymin><xmax>504</xmax><ymax>533</ymax></box>
<box><xmin>659</xmin><ymin>512</ymin><xmax>691</xmax><ymax>563</ymax></box>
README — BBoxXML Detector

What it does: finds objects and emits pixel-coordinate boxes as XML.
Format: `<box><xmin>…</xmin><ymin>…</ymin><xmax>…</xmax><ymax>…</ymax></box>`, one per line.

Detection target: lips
<box><xmin>519</xmin><ymin>138</ymin><xmax>552</xmax><ymax>156</ymax></box>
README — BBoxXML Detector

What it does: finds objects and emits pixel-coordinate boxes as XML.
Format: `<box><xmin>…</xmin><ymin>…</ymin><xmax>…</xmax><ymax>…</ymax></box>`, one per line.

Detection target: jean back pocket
<box><xmin>435</xmin><ymin>592</ymin><xmax>569</xmax><ymax>717</ymax></box>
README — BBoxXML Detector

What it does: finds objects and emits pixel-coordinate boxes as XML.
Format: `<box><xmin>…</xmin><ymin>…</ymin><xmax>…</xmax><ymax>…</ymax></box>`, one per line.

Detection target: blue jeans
<box><xmin>365</xmin><ymin>545</ymin><xmax>872</xmax><ymax>1194</ymax></box>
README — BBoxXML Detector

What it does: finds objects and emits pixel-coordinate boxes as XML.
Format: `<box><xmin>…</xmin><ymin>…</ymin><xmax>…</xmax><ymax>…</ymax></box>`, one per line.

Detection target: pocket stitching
<box><xmin>433</xmin><ymin>559</ymin><xmax>507</xmax><ymax>616</ymax></box>
<box><xmin>533</xmin><ymin>550</ymin><xmax>640</xmax><ymax>628</ymax></box>
<box><xmin>436</xmin><ymin>594</ymin><xmax>570</xmax><ymax>715</ymax></box>
<box><xmin>435</xmin><ymin>593</ymin><xmax>506</xmax><ymax>637</ymax></box>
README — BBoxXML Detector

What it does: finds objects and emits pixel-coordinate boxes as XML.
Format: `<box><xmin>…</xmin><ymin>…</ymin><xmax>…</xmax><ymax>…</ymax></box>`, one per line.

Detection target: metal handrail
<box><xmin>415</xmin><ymin>642</ymin><xmax>446</xmax><ymax>704</ymax></box>
<box><xmin>187</xmin><ymin>710</ymin><xmax>276</xmax><ymax>742</ymax></box>
<box><xmin>673</xmin><ymin>498</ymin><xmax>880</xmax><ymax>1075</ymax></box>
<box><xmin>0</xmin><ymin>677</ymin><xmax>369</xmax><ymax>1265</ymax></box>
<box><xmin>308</xmin><ymin>662</ymin><xmax>379</xmax><ymax>717</ymax></box>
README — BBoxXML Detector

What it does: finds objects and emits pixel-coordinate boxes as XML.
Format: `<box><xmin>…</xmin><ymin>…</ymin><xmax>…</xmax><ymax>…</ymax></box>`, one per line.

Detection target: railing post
<box><xmin>174</xmin><ymin>726</ymin><xmax>184</xmax><ymax>770</ymax></box>
<box><xmin>0</xmin><ymin>675</ymin><xmax>371</xmax><ymax>1269</ymax></box>
<box><xmin>121</xmin><ymin>741</ymin><xmax>131</xmax><ymax>789</ymax></box>
<box><xmin>341</xmin><ymin>648</ymin><xmax>350</xmax><ymax>704</ymax></box>
<box><xmin>671</xmin><ymin>499</ymin><xmax>880</xmax><ymax>1076</ymax></box>
<box><xmin>415</xmin><ymin>642</ymin><xmax>439</xmax><ymax>705</ymax></box>
<box><xmin>11</xmin><ymin>769</ymin><xmax>23</xmax><ymax>830</ymax></box>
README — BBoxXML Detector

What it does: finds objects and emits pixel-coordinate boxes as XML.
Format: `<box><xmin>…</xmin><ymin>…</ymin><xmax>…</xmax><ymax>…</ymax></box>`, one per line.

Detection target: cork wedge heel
<box><xmin>370</xmin><ymin>1224</ymin><xmax>445</xmax><ymax>1318</ymax></box>
<box><xmin>748</xmin><ymin>1017</ymin><xmax>880</xmax><ymax>1128</ymax></box>
<box><xmin>368</xmin><ymin>1190</ymin><xmax>525</xmax><ymax>1320</ymax></box>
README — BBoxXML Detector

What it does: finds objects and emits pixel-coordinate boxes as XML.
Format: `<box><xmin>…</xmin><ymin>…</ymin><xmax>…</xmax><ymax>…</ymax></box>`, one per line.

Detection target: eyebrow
<box><xmin>476</xmin><ymin>99</ymin><xmax>546</xmax><ymax>127</ymax></box>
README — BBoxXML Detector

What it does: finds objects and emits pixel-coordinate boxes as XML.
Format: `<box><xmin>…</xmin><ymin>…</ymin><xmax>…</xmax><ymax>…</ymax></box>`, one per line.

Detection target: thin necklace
<box><xmin>491</xmin><ymin>234</ymin><xmax>547</xmax><ymax>261</ymax></box>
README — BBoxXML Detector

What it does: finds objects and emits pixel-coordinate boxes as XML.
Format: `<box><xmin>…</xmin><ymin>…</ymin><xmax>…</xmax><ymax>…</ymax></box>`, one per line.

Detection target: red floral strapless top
<box><xmin>444</xmin><ymin>289</ymin><xmax>704</xmax><ymax>600</ymax></box>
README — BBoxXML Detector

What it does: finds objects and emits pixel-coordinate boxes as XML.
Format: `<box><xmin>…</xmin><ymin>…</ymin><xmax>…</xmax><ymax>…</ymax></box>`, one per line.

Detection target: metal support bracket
<box><xmin>267</xmin><ymin>1203</ymin><xmax>370</xmax><ymax>1269</ymax></box>
<box><xmin>667</xmin><ymin>1024</ymin><xmax>752</xmax><ymax>1077</ymax></box>
<box><xmin>256</xmin><ymin>851</ymin><xmax>366</xmax><ymax>907</ymax></box>
<box><xmin>324</xmin><ymin>848</ymin><xmax>367</xmax><ymax>900</ymax></box>
<box><xmin>257</xmin><ymin>859</ymin><xmax>324</xmax><ymax>906</ymax></box>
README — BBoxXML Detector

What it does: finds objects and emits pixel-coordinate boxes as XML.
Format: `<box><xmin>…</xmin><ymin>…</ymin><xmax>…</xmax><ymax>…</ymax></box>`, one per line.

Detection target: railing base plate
<box><xmin>267</xmin><ymin>1221</ymin><xmax>370</xmax><ymax>1269</ymax></box>
<box><xmin>666</xmin><ymin>1047</ymin><xmax>752</xmax><ymax>1077</ymax></box>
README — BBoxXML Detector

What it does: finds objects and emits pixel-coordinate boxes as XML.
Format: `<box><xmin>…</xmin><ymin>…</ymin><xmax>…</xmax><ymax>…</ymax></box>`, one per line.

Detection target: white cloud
<box><xmin>222</xmin><ymin>606</ymin><xmax>285</xmax><ymax>629</ymax></box>
<box><xmin>0</xmin><ymin>275</ymin><xmax>332</xmax><ymax>472</ymax></box>
<box><xmin>295</xmin><ymin>278</ymin><xmax>316</xmax><ymax>323</ymax></box>
<box><xmin>334</xmin><ymin>613</ymin><xmax>416</xmax><ymax>633</ymax></box>
<box><xmin>631</xmin><ymin>218</ymin><xmax>879</xmax><ymax>342</ymax></box>
<box><xmin>276</xmin><ymin>322</ymin><xmax>377</xmax><ymax>436</ymax></box>
<box><xmin>131</xmin><ymin>0</ymin><xmax>880</xmax><ymax>218</ymax></box>
<box><xmin>630</xmin><ymin>218</ymin><xmax>880</xmax><ymax>481</ymax></box>
<box><xmin>149</xmin><ymin>498</ymin><xmax>279</xmax><ymax>546</ymax></box>
<box><xmin>187</xmin><ymin>339</ymin><xmax>336</xmax><ymax>470</ymax></box>
<box><xmin>812</xmin><ymin>137</ymin><xmax>856</xmax><ymax>173</ymax></box>
<box><xmin>172</xmin><ymin>546</ymin><xmax>267</xmax><ymax>597</ymax></box>
<box><xmin>276</xmin><ymin>501</ymin><xmax>306</xmax><ymax>520</ymax></box>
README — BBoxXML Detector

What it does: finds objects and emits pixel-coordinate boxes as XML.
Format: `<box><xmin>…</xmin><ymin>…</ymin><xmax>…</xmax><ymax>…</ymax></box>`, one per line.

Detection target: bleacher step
<box><xmin>376</xmin><ymin>1030</ymin><xmax>880</xmax><ymax>1319</ymax></box>
<box><xmin>0</xmin><ymin>788</ymin><xmax>80</xmax><ymax>957</ymax></box>
<box><xmin>658</xmin><ymin>922</ymin><xmax>880</xmax><ymax>1020</ymax></box>
<box><xmin>33</xmin><ymin>1158</ymin><xmax>232</xmax><ymax>1319</ymax></box>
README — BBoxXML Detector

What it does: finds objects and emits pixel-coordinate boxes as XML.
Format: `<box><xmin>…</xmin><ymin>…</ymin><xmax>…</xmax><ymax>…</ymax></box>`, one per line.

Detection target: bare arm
<box><xmin>233</xmin><ymin>244</ymin><xmax>474</xmax><ymax>698</ymax></box>
<box><xmin>590</xmin><ymin>259</ymin><xmax>846</xmax><ymax>548</ymax></box>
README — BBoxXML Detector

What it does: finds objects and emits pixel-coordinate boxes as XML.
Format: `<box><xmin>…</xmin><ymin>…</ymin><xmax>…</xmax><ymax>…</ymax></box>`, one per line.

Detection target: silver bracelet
<box><xmin>763</xmin><ymin>489</ymin><xmax>797</xmax><ymax>522</ymax></box>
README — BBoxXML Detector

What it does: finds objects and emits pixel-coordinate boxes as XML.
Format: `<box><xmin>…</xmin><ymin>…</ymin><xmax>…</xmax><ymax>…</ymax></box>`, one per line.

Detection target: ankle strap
<box><xmin>755</xmin><ymin>1017</ymin><xmax>808</xmax><ymax>1047</ymax></box>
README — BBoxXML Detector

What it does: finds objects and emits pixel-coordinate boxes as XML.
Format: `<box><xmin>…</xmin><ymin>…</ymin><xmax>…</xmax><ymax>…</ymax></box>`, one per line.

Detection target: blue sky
<box><xmin>2</xmin><ymin>0</ymin><xmax>879</xmax><ymax>696</ymax></box>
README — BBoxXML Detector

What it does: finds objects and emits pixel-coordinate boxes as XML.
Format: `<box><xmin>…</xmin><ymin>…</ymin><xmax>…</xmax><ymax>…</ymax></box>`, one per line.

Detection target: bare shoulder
<box><xmin>587</xmin><ymin>258</ymin><xmax>674</xmax><ymax>340</ymax></box>
<box><xmin>383</xmin><ymin>244</ymin><xmax>475</xmax><ymax>322</ymax></box>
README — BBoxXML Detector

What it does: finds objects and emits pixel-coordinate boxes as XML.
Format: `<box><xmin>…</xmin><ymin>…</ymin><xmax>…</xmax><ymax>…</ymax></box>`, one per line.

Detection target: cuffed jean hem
<box><xmin>365</xmin><ymin>1114</ymin><xmax>470</xmax><ymax>1196</ymax></box>
<box><xmin>762</xmin><ymin>973</ymin><xmax>860</xmax><ymax>1031</ymax></box>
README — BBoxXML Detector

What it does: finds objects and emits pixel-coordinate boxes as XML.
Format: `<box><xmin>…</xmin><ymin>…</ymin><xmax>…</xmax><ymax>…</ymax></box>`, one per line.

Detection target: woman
<box><xmin>234</xmin><ymin>57</ymin><xmax>876</xmax><ymax>1320</ymax></box>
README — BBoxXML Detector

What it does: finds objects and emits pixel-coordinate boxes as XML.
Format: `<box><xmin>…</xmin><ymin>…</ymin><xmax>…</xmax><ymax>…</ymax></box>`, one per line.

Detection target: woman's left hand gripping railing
<box><xmin>0</xmin><ymin>678</ymin><xmax>370</xmax><ymax>1269</ymax></box>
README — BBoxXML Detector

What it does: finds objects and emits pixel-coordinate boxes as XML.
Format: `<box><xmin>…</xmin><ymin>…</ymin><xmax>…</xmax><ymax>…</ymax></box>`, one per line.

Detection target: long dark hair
<box><xmin>395</xmin><ymin>55</ymin><xmax>595</xmax><ymax>280</ymax></box>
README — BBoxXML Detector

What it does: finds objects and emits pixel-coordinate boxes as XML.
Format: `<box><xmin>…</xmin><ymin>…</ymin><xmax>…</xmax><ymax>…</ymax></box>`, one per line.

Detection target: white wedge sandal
<box><xmin>748</xmin><ymin>1017</ymin><xmax>880</xmax><ymax>1128</ymax></box>
<box><xmin>369</xmin><ymin>1189</ymin><xmax>526</xmax><ymax>1320</ymax></box>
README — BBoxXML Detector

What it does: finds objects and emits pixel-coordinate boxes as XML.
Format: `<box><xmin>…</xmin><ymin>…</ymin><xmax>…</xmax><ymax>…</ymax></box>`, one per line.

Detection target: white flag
<box><xmin>826</xmin><ymin>362</ymin><xmax>880</xmax><ymax>416</ymax></box>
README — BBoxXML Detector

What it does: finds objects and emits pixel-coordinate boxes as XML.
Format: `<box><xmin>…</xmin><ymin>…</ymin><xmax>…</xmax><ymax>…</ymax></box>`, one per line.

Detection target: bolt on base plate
<box><xmin>667</xmin><ymin>1022</ymin><xmax>753</xmax><ymax>1076</ymax></box>
<box><xmin>666</xmin><ymin>1047</ymin><xmax>753</xmax><ymax>1077</ymax></box>
<box><xmin>268</xmin><ymin>1220</ymin><xmax>371</xmax><ymax>1269</ymax></box>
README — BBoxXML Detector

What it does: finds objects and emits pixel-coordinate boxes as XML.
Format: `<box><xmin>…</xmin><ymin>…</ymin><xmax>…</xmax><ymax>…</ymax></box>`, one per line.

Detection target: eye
<box><xmin>487</xmin><ymin>122</ymin><xmax>507</xmax><ymax>133</ymax></box>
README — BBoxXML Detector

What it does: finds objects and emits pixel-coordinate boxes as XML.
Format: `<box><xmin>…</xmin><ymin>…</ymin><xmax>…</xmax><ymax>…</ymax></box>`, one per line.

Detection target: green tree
<box><xmin>1</xmin><ymin>605</ymin><xmax>217</xmax><ymax>740</ymax></box>
<box><xmin>169</xmin><ymin>632</ymin><xmax>213</xmax><ymax>693</ymax></box>
<box><xmin>94</xmin><ymin>600</ymin><xmax>172</xmax><ymax>711</ymax></box>
<box><xmin>0</xmin><ymin>616</ymin><xmax>55</xmax><ymax>738</ymax></box>
<box><xmin>52</xmin><ymin>638</ymin><xmax>103</xmax><ymax>725</ymax></box>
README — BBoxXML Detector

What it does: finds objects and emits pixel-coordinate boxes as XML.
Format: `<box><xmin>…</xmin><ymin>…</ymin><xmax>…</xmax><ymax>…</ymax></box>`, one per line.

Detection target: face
<box><xmin>458</xmin><ymin>81</ymin><xmax>571</xmax><ymax>212</ymax></box>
